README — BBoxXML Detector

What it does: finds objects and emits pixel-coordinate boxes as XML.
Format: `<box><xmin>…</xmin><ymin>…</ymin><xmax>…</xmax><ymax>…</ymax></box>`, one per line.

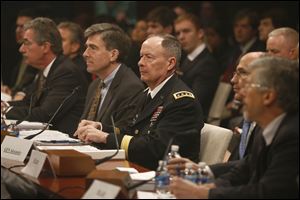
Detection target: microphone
<box><xmin>14</xmin><ymin>87</ymin><xmax>51</xmax><ymax>126</ymax></box>
<box><xmin>24</xmin><ymin>86</ymin><xmax>81</xmax><ymax>140</ymax></box>
<box><xmin>94</xmin><ymin>115</ymin><xmax>120</xmax><ymax>165</ymax></box>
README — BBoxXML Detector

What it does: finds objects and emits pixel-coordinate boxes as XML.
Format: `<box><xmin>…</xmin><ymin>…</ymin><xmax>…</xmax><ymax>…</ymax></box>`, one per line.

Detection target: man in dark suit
<box><xmin>168</xmin><ymin>56</ymin><xmax>299</xmax><ymax>198</ymax></box>
<box><xmin>174</xmin><ymin>14</ymin><xmax>220</xmax><ymax>119</ymax></box>
<box><xmin>75</xmin><ymin>34</ymin><xmax>204</xmax><ymax>170</ymax></box>
<box><xmin>226</xmin><ymin>52</ymin><xmax>265</xmax><ymax>162</ymax></box>
<box><xmin>58</xmin><ymin>21</ymin><xmax>92</xmax><ymax>84</ymax></box>
<box><xmin>74</xmin><ymin>23</ymin><xmax>144</xmax><ymax>131</ymax></box>
<box><xmin>3</xmin><ymin>17</ymin><xmax>88</xmax><ymax>135</ymax></box>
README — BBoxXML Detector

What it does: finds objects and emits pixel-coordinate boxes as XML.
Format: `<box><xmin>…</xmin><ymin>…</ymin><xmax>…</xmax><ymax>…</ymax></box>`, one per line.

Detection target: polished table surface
<box><xmin>3</xmin><ymin>159</ymin><xmax>149</xmax><ymax>199</ymax></box>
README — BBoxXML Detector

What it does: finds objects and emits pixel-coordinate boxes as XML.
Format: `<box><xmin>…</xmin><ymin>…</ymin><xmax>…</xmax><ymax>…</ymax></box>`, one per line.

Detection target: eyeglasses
<box><xmin>233</xmin><ymin>70</ymin><xmax>249</xmax><ymax>78</ymax></box>
<box><xmin>245</xmin><ymin>83</ymin><xmax>269</xmax><ymax>90</ymax></box>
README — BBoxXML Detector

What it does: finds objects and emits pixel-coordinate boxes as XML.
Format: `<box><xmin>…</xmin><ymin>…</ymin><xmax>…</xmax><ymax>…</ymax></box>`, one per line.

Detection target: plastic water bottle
<box><xmin>167</xmin><ymin>145</ymin><xmax>181</xmax><ymax>160</ymax></box>
<box><xmin>167</xmin><ymin>145</ymin><xmax>181</xmax><ymax>176</ymax></box>
<box><xmin>155</xmin><ymin>160</ymin><xmax>171</xmax><ymax>198</ymax></box>
<box><xmin>183</xmin><ymin>163</ymin><xmax>197</xmax><ymax>183</ymax></box>
<box><xmin>197</xmin><ymin>162</ymin><xmax>210</xmax><ymax>184</ymax></box>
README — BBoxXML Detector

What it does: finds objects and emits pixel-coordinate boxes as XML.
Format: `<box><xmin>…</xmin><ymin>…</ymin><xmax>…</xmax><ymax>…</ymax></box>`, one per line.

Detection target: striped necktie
<box><xmin>87</xmin><ymin>80</ymin><xmax>105</xmax><ymax>120</ymax></box>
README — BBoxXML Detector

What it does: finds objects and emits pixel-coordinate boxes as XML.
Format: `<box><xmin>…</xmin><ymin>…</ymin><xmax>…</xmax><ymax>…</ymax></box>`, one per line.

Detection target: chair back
<box><xmin>199</xmin><ymin>123</ymin><xmax>233</xmax><ymax>165</ymax></box>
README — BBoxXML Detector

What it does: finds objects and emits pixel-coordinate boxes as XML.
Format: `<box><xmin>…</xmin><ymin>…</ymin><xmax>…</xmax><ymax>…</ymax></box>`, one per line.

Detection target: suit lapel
<box><xmin>181</xmin><ymin>48</ymin><xmax>208</xmax><ymax>75</ymax></box>
<box><xmin>134</xmin><ymin>76</ymin><xmax>176</xmax><ymax>124</ymax></box>
<box><xmin>33</xmin><ymin>56</ymin><xmax>64</xmax><ymax>105</ymax></box>
<box><xmin>96</xmin><ymin>65</ymin><xmax>124</xmax><ymax>121</ymax></box>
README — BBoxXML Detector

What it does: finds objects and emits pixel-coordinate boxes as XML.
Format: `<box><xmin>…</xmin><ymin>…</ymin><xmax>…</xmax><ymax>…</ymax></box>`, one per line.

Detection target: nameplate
<box><xmin>1</xmin><ymin>136</ymin><xmax>33</xmax><ymax>162</ymax></box>
<box><xmin>82</xmin><ymin>180</ymin><xmax>121</xmax><ymax>199</ymax></box>
<box><xmin>21</xmin><ymin>150</ymin><xmax>47</xmax><ymax>178</ymax></box>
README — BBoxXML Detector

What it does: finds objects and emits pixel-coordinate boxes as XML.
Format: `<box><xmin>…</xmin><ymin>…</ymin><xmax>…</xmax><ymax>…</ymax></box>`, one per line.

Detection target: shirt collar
<box><xmin>147</xmin><ymin>74</ymin><xmax>174</xmax><ymax>99</ymax></box>
<box><xmin>187</xmin><ymin>43</ymin><xmax>205</xmax><ymax>61</ymax></box>
<box><xmin>102</xmin><ymin>64</ymin><xmax>121</xmax><ymax>88</ymax></box>
<box><xmin>262</xmin><ymin>112</ymin><xmax>286</xmax><ymax>145</ymax></box>
<box><xmin>43</xmin><ymin>57</ymin><xmax>56</xmax><ymax>77</ymax></box>
<box><xmin>240</xmin><ymin>37</ymin><xmax>256</xmax><ymax>55</ymax></box>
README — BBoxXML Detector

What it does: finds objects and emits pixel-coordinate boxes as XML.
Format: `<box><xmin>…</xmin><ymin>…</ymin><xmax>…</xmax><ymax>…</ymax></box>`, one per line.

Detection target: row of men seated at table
<box><xmin>1</xmin><ymin>17</ymin><xmax>298</xmax><ymax>199</ymax></box>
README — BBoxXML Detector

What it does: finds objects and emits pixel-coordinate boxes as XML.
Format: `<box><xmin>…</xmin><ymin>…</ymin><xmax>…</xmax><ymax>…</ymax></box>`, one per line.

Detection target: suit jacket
<box><xmin>228</xmin><ymin>122</ymin><xmax>262</xmax><ymax>161</ymax></box>
<box><xmin>210</xmin><ymin>124</ymin><xmax>262</xmax><ymax>178</ymax></box>
<box><xmin>210</xmin><ymin>112</ymin><xmax>299</xmax><ymax>199</ymax></box>
<box><xmin>104</xmin><ymin>75</ymin><xmax>204</xmax><ymax>170</ymax></box>
<box><xmin>81</xmin><ymin>64</ymin><xmax>144</xmax><ymax>129</ymax></box>
<box><xmin>7</xmin><ymin>55</ymin><xmax>88</xmax><ymax>135</ymax></box>
<box><xmin>180</xmin><ymin>48</ymin><xmax>221</xmax><ymax>119</ymax></box>
<box><xmin>10</xmin><ymin>63</ymin><xmax>38</xmax><ymax>96</ymax></box>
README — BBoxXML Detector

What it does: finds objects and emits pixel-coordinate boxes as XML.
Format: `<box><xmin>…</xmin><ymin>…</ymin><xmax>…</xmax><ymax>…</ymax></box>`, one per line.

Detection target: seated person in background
<box><xmin>266</xmin><ymin>27</ymin><xmax>298</xmax><ymax>60</ymax></box>
<box><xmin>74</xmin><ymin>34</ymin><xmax>204</xmax><ymax>170</ymax></box>
<box><xmin>258</xmin><ymin>8</ymin><xmax>289</xmax><ymax>43</ymax></box>
<box><xmin>167</xmin><ymin>56</ymin><xmax>299</xmax><ymax>199</ymax></box>
<box><xmin>2</xmin><ymin>17</ymin><xmax>88</xmax><ymax>135</ymax></box>
<box><xmin>1</xmin><ymin>9</ymin><xmax>38</xmax><ymax>101</ymax></box>
<box><xmin>78</xmin><ymin>23</ymin><xmax>144</xmax><ymax>129</ymax></box>
<box><xmin>174</xmin><ymin>14</ymin><xmax>220</xmax><ymax>119</ymax></box>
<box><xmin>58</xmin><ymin>21</ymin><xmax>92</xmax><ymax>84</ymax></box>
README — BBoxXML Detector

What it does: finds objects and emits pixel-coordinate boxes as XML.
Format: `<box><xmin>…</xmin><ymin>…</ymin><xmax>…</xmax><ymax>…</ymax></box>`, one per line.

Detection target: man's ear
<box><xmin>167</xmin><ymin>57</ymin><xmax>176</xmax><ymax>71</ymax></box>
<box><xmin>42</xmin><ymin>42</ymin><xmax>52</xmax><ymax>53</ymax></box>
<box><xmin>263</xmin><ymin>89</ymin><xmax>277</xmax><ymax>106</ymax></box>
<box><xmin>110</xmin><ymin>49</ymin><xmax>120</xmax><ymax>62</ymax></box>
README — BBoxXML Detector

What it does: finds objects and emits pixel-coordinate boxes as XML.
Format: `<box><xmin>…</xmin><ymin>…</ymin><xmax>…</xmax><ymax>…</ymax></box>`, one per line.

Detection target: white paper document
<box><xmin>21</xmin><ymin>150</ymin><xmax>47</xmax><ymax>178</ymax></box>
<box><xmin>16</xmin><ymin>121</ymin><xmax>48</xmax><ymax>130</ymax></box>
<box><xmin>137</xmin><ymin>191</ymin><xmax>158</xmax><ymax>199</ymax></box>
<box><xmin>116</xmin><ymin>167</ymin><xmax>138</xmax><ymax>174</ymax></box>
<box><xmin>130</xmin><ymin>171</ymin><xmax>156</xmax><ymax>181</ymax></box>
<box><xmin>19</xmin><ymin>130</ymin><xmax>77</xmax><ymax>141</ymax></box>
<box><xmin>36</xmin><ymin>145</ymin><xmax>125</xmax><ymax>160</ymax></box>
<box><xmin>82</xmin><ymin>180</ymin><xmax>121</xmax><ymax>199</ymax></box>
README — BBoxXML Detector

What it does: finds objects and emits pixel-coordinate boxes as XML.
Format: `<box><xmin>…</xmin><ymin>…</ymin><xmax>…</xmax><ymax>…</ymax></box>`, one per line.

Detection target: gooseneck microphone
<box><xmin>94</xmin><ymin>115</ymin><xmax>120</xmax><ymax>165</ymax></box>
<box><xmin>24</xmin><ymin>86</ymin><xmax>81</xmax><ymax>140</ymax></box>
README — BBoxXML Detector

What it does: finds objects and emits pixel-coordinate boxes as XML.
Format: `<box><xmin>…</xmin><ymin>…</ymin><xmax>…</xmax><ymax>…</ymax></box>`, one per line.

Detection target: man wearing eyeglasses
<box><xmin>168</xmin><ymin>56</ymin><xmax>299</xmax><ymax>199</ymax></box>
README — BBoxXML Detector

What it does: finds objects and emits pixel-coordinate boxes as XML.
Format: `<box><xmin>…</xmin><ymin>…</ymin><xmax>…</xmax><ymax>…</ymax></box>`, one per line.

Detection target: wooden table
<box><xmin>2</xmin><ymin>159</ymin><xmax>149</xmax><ymax>199</ymax></box>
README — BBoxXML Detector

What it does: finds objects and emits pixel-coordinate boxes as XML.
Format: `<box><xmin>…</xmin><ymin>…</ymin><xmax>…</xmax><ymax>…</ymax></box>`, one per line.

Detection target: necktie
<box><xmin>36</xmin><ymin>72</ymin><xmax>46</xmax><ymax>100</ymax></box>
<box><xmin>141</xmin><ymin>93</ymin><xmax>151</xmax><ymax>111</ymax></box>
<box><xmin>87</xmin><ymin>80</ymin><xmax>105</xmax><ymax>121</ymax></box>
<box><xmin>239</xmin><ymin>120</ymin><xmax>251</xmax><ymax>159</ymax></box>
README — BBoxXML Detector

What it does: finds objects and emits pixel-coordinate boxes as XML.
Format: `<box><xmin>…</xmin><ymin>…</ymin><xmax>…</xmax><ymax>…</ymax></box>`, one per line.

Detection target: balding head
<box><xmin>267</xmin><ymin>27</ymin><xmax>299</xmax><ymax>60</ymax></box>
<box><xmin>231</xmin><ymin>52</ymin><xmax>266</xmax><ymax>101</ymax></box>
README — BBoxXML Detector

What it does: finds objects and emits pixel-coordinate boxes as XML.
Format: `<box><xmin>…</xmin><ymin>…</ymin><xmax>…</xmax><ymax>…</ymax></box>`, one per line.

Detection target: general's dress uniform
<box><xmin>103</xmin><ymin>75</ymin><xmax>204</xmax><ymax>170</ymax></box>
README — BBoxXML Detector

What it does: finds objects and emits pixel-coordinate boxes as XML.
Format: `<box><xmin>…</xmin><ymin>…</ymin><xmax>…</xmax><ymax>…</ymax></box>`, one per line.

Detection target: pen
<box><xmin>39</xmin><ymin>140</ymin><xmax>80</xmax><ymax>143</ymax></box>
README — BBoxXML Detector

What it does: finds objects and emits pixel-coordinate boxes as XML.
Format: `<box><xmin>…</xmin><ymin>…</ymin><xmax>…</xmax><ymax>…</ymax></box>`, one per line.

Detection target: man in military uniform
<box><xmin>74</xmin><ymin>34</ymin><xmax>204</xmax><ymax>170</ymax></box>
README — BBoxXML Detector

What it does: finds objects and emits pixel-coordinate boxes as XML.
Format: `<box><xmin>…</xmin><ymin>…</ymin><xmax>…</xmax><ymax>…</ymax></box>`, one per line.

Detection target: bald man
<box><xmin>168</xmin><ymin>52</ymin><xmax>266</xmax><ymax>177</ymax></box>
<box><xmin>227</xmin><ymin>52</ymin><xmax>266</xmax><ymax>161</ymax></box>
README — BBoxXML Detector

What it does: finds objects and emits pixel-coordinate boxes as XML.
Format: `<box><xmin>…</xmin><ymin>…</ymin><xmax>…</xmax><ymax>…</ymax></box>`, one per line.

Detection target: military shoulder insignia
<box><xmin>173</xmin><ymin>91</ymin><xmax>195</xmax><ymax>100</ymax></box>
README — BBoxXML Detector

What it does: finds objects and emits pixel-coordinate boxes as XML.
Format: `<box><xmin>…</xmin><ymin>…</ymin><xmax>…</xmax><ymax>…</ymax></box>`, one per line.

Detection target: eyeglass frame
<box><xmin>244</xmin><ymin>82</ymin><xmax>270</xmax><ymax>91</ymax></box>
<box><xmin>233</xmin><ymin>69</ymin><xmax>249</xmax><ymax>79</ymax></box>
